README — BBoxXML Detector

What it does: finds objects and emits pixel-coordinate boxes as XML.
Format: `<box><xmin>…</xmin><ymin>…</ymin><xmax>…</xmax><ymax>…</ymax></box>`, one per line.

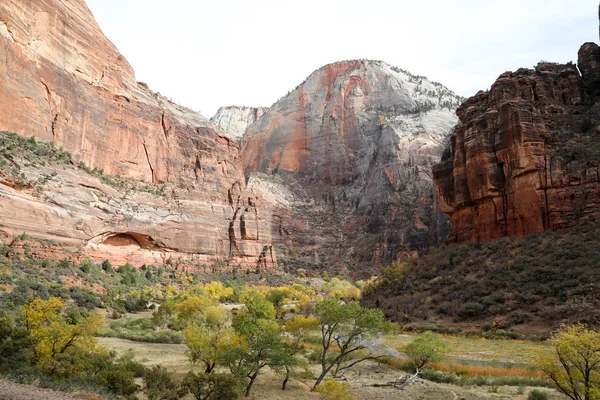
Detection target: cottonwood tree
<box><xmin>280</xmin><ymin>315</ymin><xmax>319</xmax><ymax>390</ymax></box>
<box><xmin>312</xmin><ymin>299</ymin><xmax>391</xmax><ymax>390</ymax></box>
<box><xmin>404</xmin><ymin>331</ymin><xmax>447</xmax><ymax>371</ymax></box>
<box><xmin>535</xmin><ymin>324</ymin><xmax>600</xmax><ymax>400</ymax></box>
<box><xmin>219</xmin><ymin>291</ymin><xmax>287</xmax><ymax>397</ymax></box>
<box><xmin>183</xmin><ymin>305</ymin><xmax>234</xmax><ymax>373</ymax></box>
<box><xmin>22</xmin><ymin>297</ymin><xmax>104</xmax><ymax>376</ymax></box>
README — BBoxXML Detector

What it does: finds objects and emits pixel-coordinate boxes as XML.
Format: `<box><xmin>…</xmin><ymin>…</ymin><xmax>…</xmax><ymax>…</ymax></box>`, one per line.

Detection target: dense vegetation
<box><xmin>362</xmin><ymin>222</ymin><xmax>600</xmax><ymax>334</ymax></box>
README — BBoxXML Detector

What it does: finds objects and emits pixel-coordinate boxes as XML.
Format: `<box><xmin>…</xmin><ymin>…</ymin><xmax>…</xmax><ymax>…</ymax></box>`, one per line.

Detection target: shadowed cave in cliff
<box><xmin>96</xmin><ymin>232</ymin><xmax>158</xmax><ymax>249</ymax></box>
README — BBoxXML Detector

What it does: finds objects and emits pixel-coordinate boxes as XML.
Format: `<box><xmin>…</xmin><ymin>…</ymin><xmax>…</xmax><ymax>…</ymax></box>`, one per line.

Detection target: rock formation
<box><xmin>0</xmin><ymin>0</ymin><xmax>275</xmax><ymax>269</ymax></box>
<box><xmin>242</xmin><ymin>61</ymin><xmax>463</xmax><ymax>271</ymax></box>
<box><xmin>434</xmin><ymin>53</ymin><xmax>600</xmax><ymax>242</ymax></box>
<box><xmin>211</xmin><ymin>106</ymin><xmax>267</xmax><ymax>140</ymax></box>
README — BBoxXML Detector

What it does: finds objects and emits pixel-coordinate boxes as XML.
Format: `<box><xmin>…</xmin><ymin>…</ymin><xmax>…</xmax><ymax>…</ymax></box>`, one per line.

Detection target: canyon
<box><xmin>0</xmin><ymin>0</ymin><xmax>463</xmax><ymax>273</ymax></box>
<box><xmin>1</xmin><ymin>0</ymin><xmax>597</xmax><ymax>275</ymax></box>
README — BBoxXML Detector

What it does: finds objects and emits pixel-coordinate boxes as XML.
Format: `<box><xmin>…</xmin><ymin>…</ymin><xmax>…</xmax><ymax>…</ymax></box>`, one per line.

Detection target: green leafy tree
<box><xmin>219</xmin><ymin>292</ymin><xmax>286</xmax><ymax>397</ymax></box>
<box><xmin>404</xmin><ymin>331</ymin><xmax>447</xmax><ymax>372</ymax></box>
<box><xmin>534</xmin><ymin>324</ymin><xmax>600</xmax><ymax>400</ymax></box>
<box><xmin>0</xmin><ymin>311</ymin><xmax>28</xmax><ymax>363</ymax></box>
<box><xmin>266</xmin><ymin>288</ymin><xmax>290</xmax><ymax>319</ymax></box>
<box><xmin>179</xmin><ymin>371</ymin><xmax>239</xmax><ymax>400</ymax></box>
<box><xmin>313</xmin><ymin>299</ymin><xmax>391</xmax><ymax>389</ymax></box>
<box><xmin>281</xmin><ymin>315</ymin><xmax>319</xmax><ymax>390</ymax></box>
<box><xmin>152</xmin><ymin>298</ymin><xmax>178</xmax><ymax>329</ymax></box>
<box><xmin>223</xmin><ymin>317</ymin><xmax>286</xmax><ymax>397</ymax></box>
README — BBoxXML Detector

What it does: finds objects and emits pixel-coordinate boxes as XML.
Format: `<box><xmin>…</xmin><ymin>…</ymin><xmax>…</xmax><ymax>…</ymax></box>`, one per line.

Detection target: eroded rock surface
<box><xmin>0</xmin><ymin>0</ymin><xmax>275</xmax><ymax>269</ymax></box>
<box><xmin>242</xmin><ymin>61</ymin><xmax>463</xmax><ymax>271</ymax></box>
<box><xmin>211</xmin><ymin>106</ymin><xmax>267</xmax><ymax>140</ymax></box>
<box><xmin>434</xmin><ymin>51</ymin><xmax>600</xmax><ymax>242</ymax></box>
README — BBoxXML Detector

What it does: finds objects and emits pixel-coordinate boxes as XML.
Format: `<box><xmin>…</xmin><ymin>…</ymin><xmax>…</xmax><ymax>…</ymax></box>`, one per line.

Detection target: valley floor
<box><xmin>96</xmin><ymin>337</ymin><xmax>565</xmax><ymax>400</ymax></box>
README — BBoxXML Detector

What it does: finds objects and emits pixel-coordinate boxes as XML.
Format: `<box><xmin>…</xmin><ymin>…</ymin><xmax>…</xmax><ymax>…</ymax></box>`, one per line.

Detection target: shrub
<box><xmin>179</xmin><ymin>371</ymin><xmax>239</xmax><ymax>400</ymax></box>
<box><xmin>143</xmin><ymin>366</ymin><xmax>180</xmax><ymax>400</ymax></box>
<box><xmin>315</xmin><ymin>379</ymin><xmax>357</xmax><ymax>400</ymax></box>
<box><xmin>457</xmin><ymin>302</ymin><xmax>485</xmax><ymax>320</ymax></box>
<box><xmin>528</xmin><ymin>389</ymin><xmax>548</xmax><ymax>400</ymax></box>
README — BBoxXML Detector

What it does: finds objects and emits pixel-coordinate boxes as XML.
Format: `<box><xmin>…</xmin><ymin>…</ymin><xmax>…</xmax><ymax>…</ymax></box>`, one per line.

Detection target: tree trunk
<box><xmin>245</xmin><ymin>373</ymin><xmax>258</xmax><ymax>397</ymax></box>
<box><xmin>282</xmin><ymin>365</ymin><xmax>291</xmax><ymax>390</ymax></box>
<box><xmin>312</xmin><ymin>364</ymin><xmax>334</xmax><ymax>391</ymax></box>
<box><xmin>205</xmin><ymin>361</ymin><xmax>215</xmax><ymax>374</ymax></box>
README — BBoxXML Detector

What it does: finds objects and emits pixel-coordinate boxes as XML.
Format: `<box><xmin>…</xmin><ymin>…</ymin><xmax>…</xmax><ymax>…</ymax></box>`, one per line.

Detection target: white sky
<box><xmin>86</xmin><ymin>0</ymin><xmax>597</xmax><ymax>118</ymax></box>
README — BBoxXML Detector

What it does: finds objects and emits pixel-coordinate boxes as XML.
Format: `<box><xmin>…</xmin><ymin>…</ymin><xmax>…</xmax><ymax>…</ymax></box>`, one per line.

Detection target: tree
<box><xmin>223</xmin><ymin>317</ymin><xmax>286</xmax><ymax>397</ymax></box>
<box><xmin>281</xmin><ymin>315</ymin><xmax>319</xmax><ymax>390</ymax></box>
<box><xmin>152</xmin><ymin>298</ymin><xmax>178</xmax><ymax>329</ymax></box>
<box><xmin>204</xmin><ymin>282</ymin><xmax>234</xmax><ymax>302</ymax></box>
<box><xmin>266</xmin><ymin>288</ymin><xmax>290</xmax><ymax>319</ymax></box>
<box><xmin>22</xmin><ymin>297</ymin><xmax>104</xmax><ymax>376</ymax></box>
<box><xmin>241</xmin><ymin>290</ymin><xmax>276</xmax><ymax>320</ymax></box>
<box><xmin>313</xmin><ymin>299</ymin><xmax>391</xmax><ymax>389</ymax></box>
<box><xmin>323</xmin><ymin>278</ymin><xmax>361</xmax><ymax>301</ymax></box>
<box><xmin>180</xmin><ymin>371</ymin><xmax>239</xmax><ymax>400</ymax></box>
<box><xmin>404</xmin><ymin>331</ymin><xmax>447</xmax><ymax>372</ymax></box>
<box><xmin>176</xmin><ymin>294</ymin><xmax>212</xmax><ymax>326</ymax></box>
<box><xmin>534</xmin><ymin>324</ymin><xmax>600</xmax><ymax>400</ymax></box>
<box><xmin>0</xmin><ymin>311</ymin><xmax>27</xmax><ymax>360</ymax></box>
<box><xmin>184</xmin><ymin>305</ymin><xmax>234</xmax><ymax>373</ymax></box>
<box><xmin>219</xmin><ymin>292</ymin><xmax>284</xmax><ymax>397</ymax></box>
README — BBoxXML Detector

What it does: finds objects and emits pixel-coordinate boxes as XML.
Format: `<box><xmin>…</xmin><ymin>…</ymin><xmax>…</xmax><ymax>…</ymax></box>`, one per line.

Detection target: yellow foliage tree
<box><xmin>323</xmin><ymin>278</ymin><xmax>361</xmax><ymax>301</ymax></box>
<box><xmin>22</xmin><ymin>297</ymin><xmax>105</xmax><ymax>376</ymax></box>
<box><xmin>177</xmin><ymin>295</ymin><xmax>212</xmax><ymax>325</ymax></box>
<box><xmin>204</xmin><ymin>281</ymin><xmax>234</xmax><ymax>302</ymax></box>
<box><xmin>535</xmin><ymin>324</ymin><xmax>600</xmax><ymax>400</ymax></box>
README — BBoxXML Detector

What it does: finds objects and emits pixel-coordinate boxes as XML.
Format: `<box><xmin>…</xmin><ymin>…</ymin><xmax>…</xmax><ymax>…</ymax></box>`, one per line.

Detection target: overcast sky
<box><xmin>86</xmin><ymin>1</ymin><xmax>597</xmax><ymax>117</ymax></box>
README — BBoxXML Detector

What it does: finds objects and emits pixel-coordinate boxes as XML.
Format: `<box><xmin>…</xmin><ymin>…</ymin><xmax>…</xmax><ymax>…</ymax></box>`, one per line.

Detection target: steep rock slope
<box><xmin>434</xmin><ymin>49</ymin><xmax>600</xmax><ymax>242</ymax></box>
<box><xmin>211</xmin><ymin>106</ymin><xmax>267</xmax><ymax>140</ymax></box>
<box><xmin>242</xmin><ymin>61</ymin><xmax>463</xmax><ymax>270</ymax></box>
<box><xmin>0</xmin><ymin>0</ymin><xmax>275</xmax><ymax>269</ymax></box>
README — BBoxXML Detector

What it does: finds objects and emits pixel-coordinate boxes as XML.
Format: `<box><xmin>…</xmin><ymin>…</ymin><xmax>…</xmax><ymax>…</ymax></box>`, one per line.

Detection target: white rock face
<box><xmin>211</xmin><ymin>106</ymin><xmax>268</xmax><ymax>140</ymax></box>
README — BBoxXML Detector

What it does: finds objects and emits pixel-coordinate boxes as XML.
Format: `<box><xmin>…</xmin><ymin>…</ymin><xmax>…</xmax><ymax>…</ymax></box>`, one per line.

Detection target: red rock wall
<box><xmin>0</xmin><ymin>0</ymin><xmax>276</xmax><ymax>270</ymax></box>
<box><xmin>434</xmin><ymin>48</ymin><xmax>600</xmax><ymax>242</ymax></box>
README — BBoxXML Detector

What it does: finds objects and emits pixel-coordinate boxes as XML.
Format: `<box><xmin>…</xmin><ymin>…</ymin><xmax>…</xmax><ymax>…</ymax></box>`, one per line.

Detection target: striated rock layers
<box><xmin>211</xmin><ymin>106</ymin><xmax>267</xmax><ymax>140</ymax></box>
<box><xmin>0</xmin><ymin>0</ymin><xmax>275</xmax><ymax>269</ymax></box>
<box><xmin>434</xmin><ymin>47</ymin><xmax>600</xmax><ymax>242</ymax></box>
<box><xmin>241</xmin><ymin>61</ymin><xmax>463</xmax><ymax>271</ymax></box>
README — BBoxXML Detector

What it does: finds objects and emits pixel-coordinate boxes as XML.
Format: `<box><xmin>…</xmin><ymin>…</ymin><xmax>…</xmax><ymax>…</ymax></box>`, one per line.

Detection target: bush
<box><xmin>528</xmin><ymin>389</ymin><xmax>548</xmax><ymax>400</ymax></box>
<box><xmin>457</xmin><ymin>302</ymin><xmax>485</xmax><ymax>320</ymax></box>
<box><xmin>179</xmin><ymin>371</ymin><xmax>239</xmax><ymax>400</ymax></box>
<box><xmin>315</xmin><ymin>379</ymin><xmax>357</xmax><ymax>400</ymax></box>
<box><xmin>143</xmin><ymin>366</ymin><xmax>180</xmax><ymax>400</ymax></box>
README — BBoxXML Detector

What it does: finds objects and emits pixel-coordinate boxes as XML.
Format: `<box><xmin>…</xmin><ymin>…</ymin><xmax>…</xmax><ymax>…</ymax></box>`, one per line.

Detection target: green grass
<box><xmin>102</xmin><ymin>317</ymin><xmax>184</xmax><ymax>344</ymax></box>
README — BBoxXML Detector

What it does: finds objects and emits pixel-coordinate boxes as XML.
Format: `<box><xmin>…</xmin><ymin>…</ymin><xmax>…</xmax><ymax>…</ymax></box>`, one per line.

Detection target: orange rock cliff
<box><xmin>0</xmin><ymin>0</ymin><xmax>275</xmax><ymax>269</ymax></box>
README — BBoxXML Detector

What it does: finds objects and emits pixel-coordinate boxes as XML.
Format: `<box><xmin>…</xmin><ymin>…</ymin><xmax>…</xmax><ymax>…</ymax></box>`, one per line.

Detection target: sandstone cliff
<box><xmin>0</xmin><ymin>0</ymin><xmax>275</xmax><ymax>269</ymax></box>
<box><xmin>242</xmin><ymin>61</ymin><xmax>463</xmax><ymax>271</ymax></box>
<box><xmin>211</xmin><ymin>106</ymin><xmax>267</xmax><ymax>140</ymax></box>
<box><xmin>434</xmin><ymin>50</ymin><xmax>600</xmax><ymax>242</ymax></box>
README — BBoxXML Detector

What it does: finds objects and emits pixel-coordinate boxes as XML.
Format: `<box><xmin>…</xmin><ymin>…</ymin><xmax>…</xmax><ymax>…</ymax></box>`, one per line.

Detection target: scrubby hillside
<box><xmin>362</xmin><ymin>222</ymin><xmax>600</xmax><ymax>333</ymax></box>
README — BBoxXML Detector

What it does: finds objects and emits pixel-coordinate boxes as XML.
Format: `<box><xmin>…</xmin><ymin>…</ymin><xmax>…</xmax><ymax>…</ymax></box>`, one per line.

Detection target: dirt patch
<box><xmin>0</xmin><ymin>380</ymin><xmax>101</xmax><ymax>400</ymax></box>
